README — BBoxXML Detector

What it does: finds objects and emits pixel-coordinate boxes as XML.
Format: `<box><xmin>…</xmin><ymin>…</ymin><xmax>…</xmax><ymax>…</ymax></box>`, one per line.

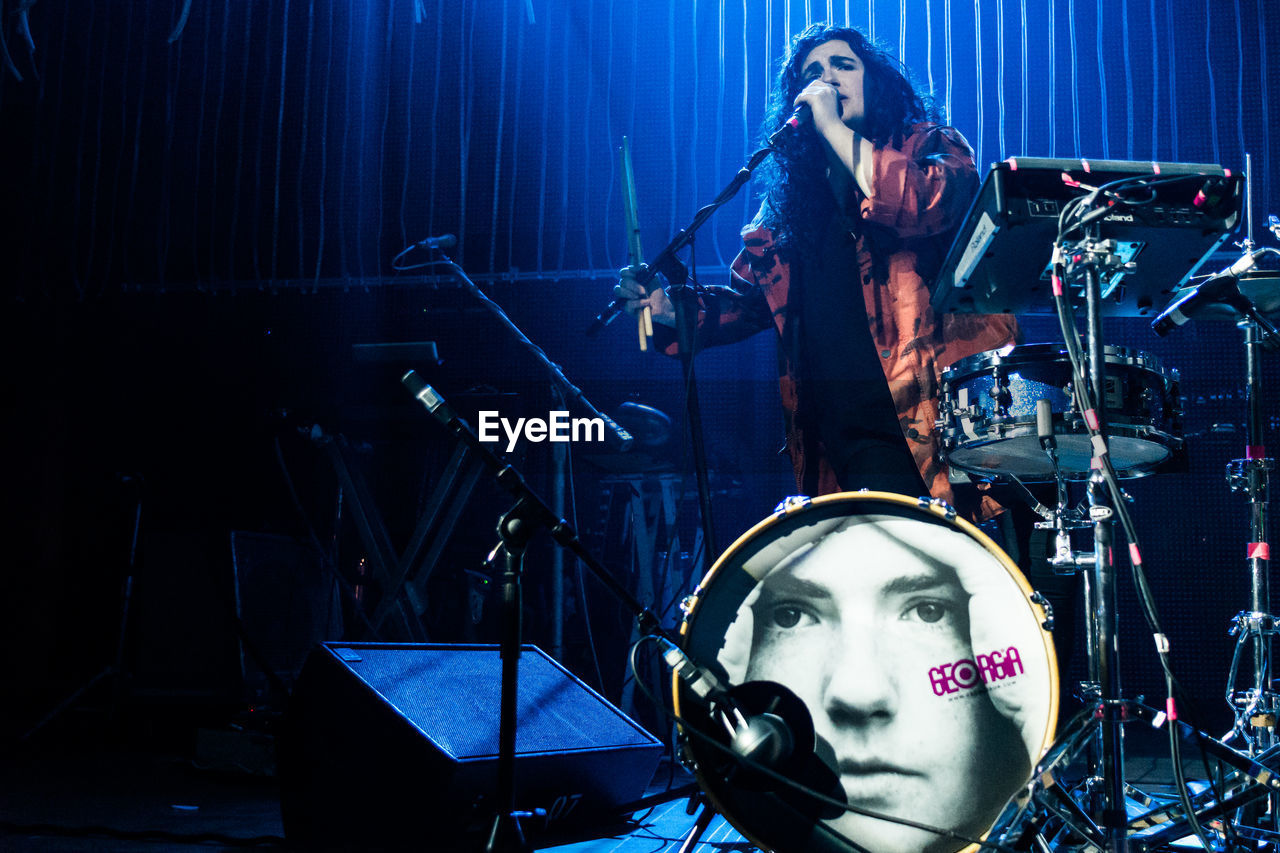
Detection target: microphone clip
<box><xmin>415</xmin><ymin>233</ymin><xmax>458</xmax><ymax>252</ymax></box>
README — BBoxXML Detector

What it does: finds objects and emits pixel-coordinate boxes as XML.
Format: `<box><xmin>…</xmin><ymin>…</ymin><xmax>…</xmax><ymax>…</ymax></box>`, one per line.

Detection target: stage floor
<box><xmin>0</xmin><ymin>710</ymin><xmax>1235</xmax><ymax>853</ymax></box>
<box><xmin>0</xmin><ymin>721</ymin><xmax>745</xmax><ymax>852</ymax></box>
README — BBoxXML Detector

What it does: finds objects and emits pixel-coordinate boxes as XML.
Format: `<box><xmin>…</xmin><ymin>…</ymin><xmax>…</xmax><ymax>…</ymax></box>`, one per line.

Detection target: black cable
<box><xmin>389</xmin><ymin>252</ymin><xmax>455</xmax><ymax>273</ymax></box>
<box><xmin>1055</xmin><ymin>172</ymin><xmax>1211</xmax><ymax>242</ymax></box>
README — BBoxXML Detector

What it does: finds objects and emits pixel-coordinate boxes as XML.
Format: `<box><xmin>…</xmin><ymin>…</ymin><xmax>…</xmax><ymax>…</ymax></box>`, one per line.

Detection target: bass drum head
<box><xmin>674</xmin><ymin>493</ymin><xmax>1057</xmax><ymax>853</ymax></box>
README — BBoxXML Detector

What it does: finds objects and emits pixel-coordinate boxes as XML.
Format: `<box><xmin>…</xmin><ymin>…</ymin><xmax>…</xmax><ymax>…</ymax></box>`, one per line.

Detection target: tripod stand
<box><xmin>1220</xmin><ymin>287</ymin><xmax>1280</xmax><ymax>841</ymax></box>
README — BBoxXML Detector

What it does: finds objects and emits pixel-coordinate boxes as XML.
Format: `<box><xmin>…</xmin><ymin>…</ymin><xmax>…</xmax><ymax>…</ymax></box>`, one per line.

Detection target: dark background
<box><xmin>3</xmin><ymin>0</ymin><xmax>1279</xmax><ymax>744</ymax></box>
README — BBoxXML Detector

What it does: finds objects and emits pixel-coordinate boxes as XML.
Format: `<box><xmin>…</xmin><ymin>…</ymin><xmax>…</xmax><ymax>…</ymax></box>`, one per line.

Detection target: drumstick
<box><xmin>619</xmin><ymin>136</ymin><xmax>651</xmax><ymax>350</ymax></box>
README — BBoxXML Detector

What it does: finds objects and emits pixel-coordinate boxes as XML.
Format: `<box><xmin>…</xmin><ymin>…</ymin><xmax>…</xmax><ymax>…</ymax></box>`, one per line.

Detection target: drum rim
<box><xmin>945</xmin><ymin>452</ymin><xmax>1169</xmax><ymax>481</ymax></box>
<box><xmin>941</xmin><ymin>342</ymin><xmax>1171</xmax><ymax>378</ymax></box>
<box><xmin>673</xmin><ymin>490</ymin><xmax>1060</xmax><ymax>853</ymax></box>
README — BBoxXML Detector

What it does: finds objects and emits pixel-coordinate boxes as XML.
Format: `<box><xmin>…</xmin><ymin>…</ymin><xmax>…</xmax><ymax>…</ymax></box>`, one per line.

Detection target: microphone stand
<box><xmin>670</xmin><ymin>276</ymin><xmax>718</xmax><ymax>561</ymax></box>
<box><xmin>400</xmin><ymin>372</ymin><xmax>682</xmax><ymax>853</ymax></box>
<box><xmin>585</xmin><ymin>142</ymin><xmax>778</xmax><ymax>338</ymax></box>
<box><xmin>585</xmin><ymin>140</ymin><xmax>784</xmax><ymax>561</ymax></box>
<box><xmin>435</xmin><ymin>253</ymin><xmax>634</xmax><ymax>454</ymax></box>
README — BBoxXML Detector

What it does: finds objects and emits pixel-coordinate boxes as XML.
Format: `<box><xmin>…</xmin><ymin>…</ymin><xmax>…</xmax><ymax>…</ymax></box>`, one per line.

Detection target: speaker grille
<box><xmin>332</xmin><ymin>644</ymin><xmax>658</xmax><ymax>758</ymax></box>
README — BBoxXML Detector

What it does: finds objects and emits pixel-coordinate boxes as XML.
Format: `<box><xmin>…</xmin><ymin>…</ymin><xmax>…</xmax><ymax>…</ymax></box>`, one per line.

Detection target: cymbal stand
<box><xmin>1224</xmin><ymin>163</ymin><xmax>1280</xmax><ymax>829</ymax></box>
<box><xmin>1223</xmin><ymin>302</ymin><xmax>1280</xmax><ymax>837</ymax></box>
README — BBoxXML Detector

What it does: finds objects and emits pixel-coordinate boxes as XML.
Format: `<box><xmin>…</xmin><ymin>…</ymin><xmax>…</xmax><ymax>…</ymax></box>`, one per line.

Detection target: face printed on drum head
<box><xmin>742</xmin><ymin>517</ymin><xmax>1031</xmax><ymax>853</ymax></box>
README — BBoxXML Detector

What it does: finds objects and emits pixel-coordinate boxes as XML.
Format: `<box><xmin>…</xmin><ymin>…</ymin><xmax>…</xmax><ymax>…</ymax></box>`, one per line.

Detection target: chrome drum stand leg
<box><xmin>1224</xmin><ymin>317</ymin><xmax>1280</xmax><ymax>842</ymax></box>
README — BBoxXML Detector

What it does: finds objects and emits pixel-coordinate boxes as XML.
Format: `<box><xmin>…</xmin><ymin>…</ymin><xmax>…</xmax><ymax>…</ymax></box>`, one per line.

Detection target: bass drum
<box><xmin>674</xmin><ymin>493</ymin><xmax>1057</xmax><ymax>853</ymax></box>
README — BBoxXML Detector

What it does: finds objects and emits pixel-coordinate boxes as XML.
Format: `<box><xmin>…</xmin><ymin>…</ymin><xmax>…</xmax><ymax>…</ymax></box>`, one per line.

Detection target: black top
<box><xmin>797</xmin><ymin>211</ymin><xmax>928</xmax><ymax>497</ymax></box>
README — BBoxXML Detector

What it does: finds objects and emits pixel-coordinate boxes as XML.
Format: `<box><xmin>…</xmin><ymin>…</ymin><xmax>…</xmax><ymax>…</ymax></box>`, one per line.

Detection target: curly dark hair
<box><xmin>755</xmin><ymin>24</ymin><xmax>937</xmax><ymax>251</ymax></box>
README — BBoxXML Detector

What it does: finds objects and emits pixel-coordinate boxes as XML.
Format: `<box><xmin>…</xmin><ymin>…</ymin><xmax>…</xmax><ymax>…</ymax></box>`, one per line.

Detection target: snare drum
<box><xmin>674</xmin><ymin>493</ymin><xmax>1057</xmax><ymax>853</ymax></box>
<box><xmin>940</xmin><ymin>343</ymin><xmax>1183</xmax><ymax>480</ymax></box>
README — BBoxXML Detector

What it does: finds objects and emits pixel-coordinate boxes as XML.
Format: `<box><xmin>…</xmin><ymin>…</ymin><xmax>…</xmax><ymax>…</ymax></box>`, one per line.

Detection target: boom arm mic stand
<box><xmin>585</xmin><ymin>139</ymin><xmax>784</xmax><ymax>565</ymax></box>
<box><xmin>436</xmin><ymin>253</ymin><xmax>634</xmax><ymax>454</ymax></box>
<box><xmin>401</xmin><ymin>372</ymin><xmax>681</xmax><ymax>853</ymax></box>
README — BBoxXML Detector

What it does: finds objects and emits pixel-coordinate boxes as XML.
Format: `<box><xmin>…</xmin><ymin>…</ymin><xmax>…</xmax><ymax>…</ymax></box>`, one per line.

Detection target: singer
<box><xmin>615</xmin><ymin>24</ymin><xmax>1017</xmax><ymax>517</ymax></box>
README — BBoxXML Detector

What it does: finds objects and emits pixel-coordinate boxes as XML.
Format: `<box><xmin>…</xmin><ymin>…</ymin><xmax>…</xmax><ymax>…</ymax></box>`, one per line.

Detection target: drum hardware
<box><xmin>1214</xmin><ymin>252</ymin><xmax>1280</xmax><ymax>840</ymax></box>
<box><xmin>992</xmin><ymin>700</ymin><xmax>1280</xmax><ymax>852</ymax></box>
<box><xmin>1038</xmin><ymin>509</ymin><xmax>1096</xmax><ymax>576</ymax></box>
<box><xmin>1028</xmin><ymin>406</ymin><xmax>1103</xmax><ymax>578</ymax></box>
<box><xmin>1146</xmin><ymin>158</ymin><xmax>1280</xmax><ymax>840</ymax></box>
<box><xmin>1019</xmin><ymin>228</ymin><xmax>1198</xmax><ymax>851</ymax></box>
<box><xmin>956</xmin><ymin>164</ymin><xmax>1254</xmax><ymax>851</ymax></box>
<box><xmin>1031</xmin><ymin>590</ymin><xmax>1057</xmax><ymax>632</ymax></box>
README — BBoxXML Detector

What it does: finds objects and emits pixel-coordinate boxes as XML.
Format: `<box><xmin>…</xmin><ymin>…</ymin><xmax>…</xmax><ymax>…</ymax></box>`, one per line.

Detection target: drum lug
<box><xmin>918</xmin><ymin>496</ymin><xmax>957</xmax><ymax>521</ymax></box>
<box><xmin>679</xmin><ymin>594</ymin><xmax>699</xmax><ymax>617</ymax></box>
<box><xmin>1030</xmin><ymin>590</ymin><xmax>1055</xmax><ymax>632</ymax></box>
<box><xmin>1061</xmin><ymin>384</ymin><xmax>1075</xmax><ymax>410</ymax></box>
<box><xmin>772</xmin><ymin>495</ymin><xmax>812</xmax><ymax>515</ymax></box>
<box><xmin>987</xmin><ymin>377</ymin><xmax>1012</xmax><ymax>418</ymax></box>
<box><xmin>677</xmin><ymin>740</ymin><xmax>703</xmax><ymax>775</ymax></box>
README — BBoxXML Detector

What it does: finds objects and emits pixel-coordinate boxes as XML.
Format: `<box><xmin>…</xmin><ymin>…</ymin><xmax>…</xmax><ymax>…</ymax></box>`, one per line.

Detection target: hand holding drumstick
<box><xmin>618</xmin><ymin>137</ymin><xmax>665</xmax><ymax>349</ymax></box>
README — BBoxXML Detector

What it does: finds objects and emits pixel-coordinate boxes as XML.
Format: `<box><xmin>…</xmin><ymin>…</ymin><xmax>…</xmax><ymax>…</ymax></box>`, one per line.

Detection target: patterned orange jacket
<box><xmin>659</xmin><ymin>123</ymin><xmax>1018</xmax><ymax>520</ymax></box>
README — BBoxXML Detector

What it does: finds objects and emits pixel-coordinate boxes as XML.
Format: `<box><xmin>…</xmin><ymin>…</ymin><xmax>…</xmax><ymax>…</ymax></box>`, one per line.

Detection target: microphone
<box><xmin>1151</xmin><ymin>249</ymin><xmax>1265</xmax><ymax>336</ymax></box>
<box><xmin>767</xmin><ymin>103</ymin><xmax>812</xmax><ymax>146</ymax></box>
<box><xmin>721</xmin><ymin>680</ymin><xmax>820</xmax><ymax>791</ymax></box>
<box><xmin>782</xmin><ymin>103</ymin><xmax>812</xmax><ymax>131</ymax></box>
<box><xmin>415</xmin><ymin>233</ymin><xmax>457</xmax><ymax>251</ymax></box>
<box><xmin>656</xmin><ymin>637</ymin><xmax>813</xmax><ymax>778</ymax></box>
<box><xmin>1036</xmin><ymin>398</ymin><xmax>1057</xmax><ymax>451</ymax></box>
<box><xmin>657</xmin><ymin>635</ymin><xmax>729</xmax><ymax>704</ymax></box>
<box><xmin>658</xmin><ymin>638</ymin><xmax>844</xmax><ymax>812</ymax></box>
<box><xmin>727</xmin><ymin>685</ymin><xmax>804</xmax><ymax>769</ymax></box>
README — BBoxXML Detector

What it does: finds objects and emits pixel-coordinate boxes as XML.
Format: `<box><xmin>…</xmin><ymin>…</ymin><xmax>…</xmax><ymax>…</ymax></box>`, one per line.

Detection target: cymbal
<box><xmin>1184</xmin><ymin>269</ymin><xmax>1280</xmax><ymax>320</ymax></box>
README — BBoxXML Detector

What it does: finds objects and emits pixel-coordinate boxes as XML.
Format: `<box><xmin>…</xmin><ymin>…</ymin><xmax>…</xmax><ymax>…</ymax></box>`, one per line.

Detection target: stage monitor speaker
<box><xmin>280</xmin><ymin>642</ymin><xmax>665</xmax><ymax>850</ymax></box>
